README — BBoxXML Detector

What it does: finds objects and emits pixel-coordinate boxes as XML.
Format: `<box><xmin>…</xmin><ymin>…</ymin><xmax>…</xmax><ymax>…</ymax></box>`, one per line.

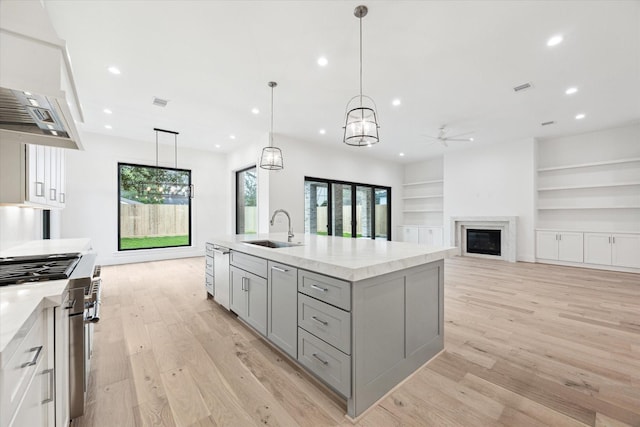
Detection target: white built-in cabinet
<box><xmin>584</xmin><ymin>233</ymin><xmax>640</xmax><ymax>268</ymax></box>
<box><xmin>0</xmin><ymin>142</ymin><xmax>66</xmax><ymax>208</ymax></box>
<box><xmin>535</xmin><ymin>231</ymin><xmax>584</xmax><ymax>262</ymax></box>
<box><xmin>398</xmin><ymin>226</ymin><xmax>444</xmax><ymax>246</ymax></box>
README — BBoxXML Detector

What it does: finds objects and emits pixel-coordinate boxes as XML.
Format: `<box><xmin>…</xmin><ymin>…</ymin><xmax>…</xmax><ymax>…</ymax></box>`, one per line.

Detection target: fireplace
<box><xmin>450</xmin><ymin>216</ymin><xmax>517</xmax><ymax>262</ymax></box>
<box><xmin>466</xmin><ymin>229</ymin><xmax>501</xmax><ymax>256</ymax></box>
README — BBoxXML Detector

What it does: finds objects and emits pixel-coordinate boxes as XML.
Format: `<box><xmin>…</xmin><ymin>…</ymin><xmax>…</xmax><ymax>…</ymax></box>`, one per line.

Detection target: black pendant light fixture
<box><xmin>343</xmin><ymin>5</ymin><xmax>380</xmax><ymax>147</ymax></box>
<box><xmin>260</xmin><ymin>81</ymin><xmax>284</xmax><ymax>170</ymax></box>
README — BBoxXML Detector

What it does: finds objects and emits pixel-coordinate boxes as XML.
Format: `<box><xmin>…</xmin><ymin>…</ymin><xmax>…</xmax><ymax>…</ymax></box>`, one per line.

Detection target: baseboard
<box><xmin>535</xmin><ymin>259</ymin><xmax>640</xmax><ymax>274</ymax></box>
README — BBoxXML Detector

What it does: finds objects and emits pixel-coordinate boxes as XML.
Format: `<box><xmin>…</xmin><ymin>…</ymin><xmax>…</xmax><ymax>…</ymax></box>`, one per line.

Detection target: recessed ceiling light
<box><xmin>469</xmin><ymin>138</ymin><xmax>475</xmax><ymax>141</ymax></box>
<box><xmin>392</xmin><ymin>98</ymin><xmax>401</xmax><ymax>106</ymax></box>
<box><xmin>229</xmin><ymin>134</ymin><xmax>236</xmax><ymax>140</ymax></box>
<box><xmin>399</xmin><ymin>152</ymin><xmax>405</xmax><ymax>157</ymax></box>
<box><xmin>317</xmin><ymin>56</ymin><xmax>328</xmax><ymax>67</ymax></box>
<box><xmin>565</xmin><ymin>87</ymin><xmax>578</xmax><ymax>95</ymax></box>
<box><xmin>575</xmin><ymin>113</ymin><xmax>586</xmax><ymax>120</ymax></box>
<box><xmin>251</xmin><ymin>108</ymin><xmax>260</xmax><ymax>114</ymax></box>
<box><xmin>51</xmin><ymin>131</ymin><xmax>58</xmax><ymax>136</ymax></box>
<box><xmin>319</xmin><ymin>129</ymin><xmax>326</xmax><ymax>135</ymax></box>
<box><xmin>547</xmin><ymin>34</ymin><xmax>563</xmax><ymax>47</ymax></box>
<box><xmin>104</xmin><ymin>125</ymin><xmax>112</xmax><ymax>129</ymax></box>
<box><xmin>107</xmin><ymin>66</ymin><xmax>121</xmax><ymax>75</ymax></box>
<box><xmin>23</xmin><ymin>91</ymin><xmax>32</xmax><ymax>96</ymax></box>
<box><xmin>103</xmin><ymin>108</ymin><xmax>112</xmax><ymax>114</ymax></box>
<box><xmin>215</xmin><ymin>144</ymin><xmax>221</xmax><ymax>148</ymax></box>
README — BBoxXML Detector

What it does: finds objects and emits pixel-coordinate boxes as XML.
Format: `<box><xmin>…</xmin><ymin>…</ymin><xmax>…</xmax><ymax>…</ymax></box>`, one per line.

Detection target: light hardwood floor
<box><xmin>71</xmin><ymin>256</ymin><xmax>640</xmax><ymax>427</ymax></box>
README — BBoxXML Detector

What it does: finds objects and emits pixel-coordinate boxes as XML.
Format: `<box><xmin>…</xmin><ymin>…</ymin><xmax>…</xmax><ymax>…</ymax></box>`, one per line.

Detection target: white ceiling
<box><xmin>44</xmin><ymin>0</ymin><xmax>640</xmax><ymax>162</ymax></box>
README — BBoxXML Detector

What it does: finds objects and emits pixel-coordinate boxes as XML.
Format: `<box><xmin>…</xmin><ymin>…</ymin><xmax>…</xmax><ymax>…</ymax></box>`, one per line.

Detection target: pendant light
<box><xmin>343</xmin><ymin>5</ymin><xmax>380</xmax><ymax>147</ymax></box>
<box><xmin>260</xmin><ymin>81</ymin><xmax>284</xmax><ymax>170</ymax></box>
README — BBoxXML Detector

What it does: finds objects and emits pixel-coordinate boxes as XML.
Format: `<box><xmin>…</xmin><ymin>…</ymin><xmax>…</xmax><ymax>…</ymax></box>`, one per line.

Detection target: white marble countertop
<box><xmin>0</xmin><ymin>238</ymin><xmax>92</xmax><ymax>367</ymax></box>
<box><xmin>208</xmin><ymin>233</ymin><xmax>457</xmax><ymax>282</ymax></box>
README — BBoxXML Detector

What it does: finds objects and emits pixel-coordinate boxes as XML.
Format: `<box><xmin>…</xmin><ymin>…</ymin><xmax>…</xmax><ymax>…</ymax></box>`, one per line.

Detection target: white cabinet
<box><xmin>0</xmin><ymin>142</ymin><xmax>66</xmax><ymax>208</ymax></box>
<box><xmin>1</xmin><ymin>307</ymin><xmax>54</xmax><ymax>427</ymax></box>
<box><xmin>585</xmin><ymin>233</ymin><xmax>640</xmax><ymax>268</ymax></box>
<box><xmin>399</xmin><ymin>226</ymin><xmax>443</xmax><ymax>246</ymax></box>
<box><xmin>536</xmin><ymin>231</ymin><xmax>583</xmax><ymax>262</ymax></box>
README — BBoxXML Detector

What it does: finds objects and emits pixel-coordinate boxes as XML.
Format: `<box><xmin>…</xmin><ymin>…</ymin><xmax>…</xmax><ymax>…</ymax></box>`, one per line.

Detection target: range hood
<box><xmin>0</xmin><ymin>1</ymin><xmax>84</xmax><ymax>150</ymax></box>
<box><xmin>0</xmin><ymin>87</ymin><xmax>80</xmax><ymax>147</ymax></box>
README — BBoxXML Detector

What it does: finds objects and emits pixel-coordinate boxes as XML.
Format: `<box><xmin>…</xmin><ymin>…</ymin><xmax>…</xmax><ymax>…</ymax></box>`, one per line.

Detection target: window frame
<box><xmin>235</xmin><ymin>165</ymin><xmax>258</xmax><ymax>235</ymax></box>
<box><xmin>117</xmin><ymin>162</ymin><xmax>192</xmax><ymax>251</ymax></box>
<box><xmin>304</xmin><ymin>176</ymin><xmax>392</xmax><ymax>240</ymax></box>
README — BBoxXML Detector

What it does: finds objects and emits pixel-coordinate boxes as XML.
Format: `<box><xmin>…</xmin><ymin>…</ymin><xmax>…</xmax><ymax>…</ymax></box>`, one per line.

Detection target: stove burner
<box><xmin>0</xmin><ymin>253</ymin><xmax>81</xmax><ymax>286</ymax></box>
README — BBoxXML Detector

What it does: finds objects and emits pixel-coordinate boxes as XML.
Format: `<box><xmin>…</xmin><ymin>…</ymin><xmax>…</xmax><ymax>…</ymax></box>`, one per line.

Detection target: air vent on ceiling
<box><xmin>513</xmin><ymin>82</ymin><xmax>532</xmax><ymax>92</ymax></box>
<box><xmin>152</xmin><ymin>97</ymin><xmax>169</xmax><ymax>107</ymax></box>
<box><xmin>541</xmin><ymin>120</ymin><xmax>556</xmax><ymax>126</ymax></box>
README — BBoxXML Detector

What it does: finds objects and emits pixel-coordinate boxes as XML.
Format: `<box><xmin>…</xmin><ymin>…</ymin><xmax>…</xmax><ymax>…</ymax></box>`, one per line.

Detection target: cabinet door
<box><xmin>612</xmin><ymin>234</ymin><xmax>640</xmax><ymax>268</ymax></box>
<box><xmin>418</xmin><ymin>228</ymin><xmax>431</xmax><ymax>245</ymax></box>
<box><xmin>230</xmin><ymin>266</ymin><xmax>247</xmax><ymax>318</ymax></box>
<box><xmin>246</xmin><ymin>273</ymin><xmax>268</xmax><ymax>336</ymax></box>
<box><xmin>536</xmin><ymin>231</ymin><xmax>559</xmax><ymax>260</ymax></box>
<box><xmin>431</xmin><ymin>228</ymin><xmax>444</xmax><ymax>246</ymax></box>
<box><xmin>584</xmin><ymin>233</ymin><xmax>612</xmax><ymax>265</ymax></box>
<box><xmin>45</xmin><ymin>146</ymin><xmax>58</xmax><ymax>206</ymax></box>
<box><xmin>27</xmin><ymin>144</ymin><xmax>46</xmax><ymax>203</ymax></box>
<box><xmin>558</xmin><ymin>232</ymin><xmax>584</xmax><ymax>263</ymax></box>
<box><xmin>58</xmin><ymin>148</ymin><xmax>66</xmax><ymax>206</ymax></box>
<box><xmin>403</xmin><ymin>227</ymin><xmax>419</xmax><ymax>244</ymax></box>
<box><xmin>267</xmin><ymin>262</ymin><xmax>298</xmax><ymax>358</ymax></box>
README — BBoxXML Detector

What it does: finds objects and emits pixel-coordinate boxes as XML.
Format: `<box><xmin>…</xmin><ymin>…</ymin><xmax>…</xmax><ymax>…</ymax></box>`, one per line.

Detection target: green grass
<box><xmin>120</xmin><ymin>235</ymin><xmax>189</xmax><ymax>250</ymax></box>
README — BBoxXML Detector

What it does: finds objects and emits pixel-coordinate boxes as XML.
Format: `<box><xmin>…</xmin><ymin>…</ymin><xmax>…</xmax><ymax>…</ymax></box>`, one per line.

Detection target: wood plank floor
<box><xmin>71</xmin><ymin>256</ymin><xmax>640</xmax><ymax>427</ymax></box>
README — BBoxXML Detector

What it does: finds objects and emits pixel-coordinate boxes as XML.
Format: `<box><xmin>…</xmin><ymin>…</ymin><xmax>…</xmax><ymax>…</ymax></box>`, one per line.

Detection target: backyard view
<box><xmin>118</xmin><ymin>163</ymin><xmax>191</xmax><ymax>250</ymax></box>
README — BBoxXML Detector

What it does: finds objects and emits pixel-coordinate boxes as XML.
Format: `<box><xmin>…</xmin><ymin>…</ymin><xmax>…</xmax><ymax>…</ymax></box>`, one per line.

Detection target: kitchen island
<box><xmin>207</xmin><ymin>233</ymin><xmax>456</xmax><ymax>419</ymax></box>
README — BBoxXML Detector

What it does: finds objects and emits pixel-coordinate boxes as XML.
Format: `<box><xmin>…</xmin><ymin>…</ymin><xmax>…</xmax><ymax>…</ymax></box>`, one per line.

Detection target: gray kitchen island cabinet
<box><xmin>209</xmin><ymin>233</ymin><xmax>455</xmax><ymax>419</ymax></box>
<box><xmin>230</xmin><ymin>265</ymin><xmax>268</xmax><ymax>336</ymax></box>
<box><xmin>267</xmin><ymin>261</ymin><xmax>298</xmax><ymax>359</ymax></box>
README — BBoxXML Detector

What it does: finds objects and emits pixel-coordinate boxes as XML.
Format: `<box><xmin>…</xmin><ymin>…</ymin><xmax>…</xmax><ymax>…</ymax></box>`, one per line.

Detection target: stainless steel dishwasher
<box><xmin>213</xmin><ymin>245</ymin><xmax>230</xmax><ymax>310</ymax></box>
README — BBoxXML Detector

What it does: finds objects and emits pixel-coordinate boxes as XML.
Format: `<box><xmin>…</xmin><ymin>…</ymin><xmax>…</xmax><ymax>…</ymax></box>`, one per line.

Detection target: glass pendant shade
<box><xmin>260</xmin><ymin>145</ymin><xmax>283</xmax><ymax>170</ymax></box>
<box><xmin>343</xmin><ymin>96</ymin><xmax>380</xmax><ymax>146</ymax></box>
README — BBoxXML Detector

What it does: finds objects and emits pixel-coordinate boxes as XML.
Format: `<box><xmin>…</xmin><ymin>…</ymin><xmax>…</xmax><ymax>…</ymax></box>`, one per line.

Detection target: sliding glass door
<box><xmin>304</xmin><ymin>177</ymin><xmax>391</xmax><ymax>240</ymax></box>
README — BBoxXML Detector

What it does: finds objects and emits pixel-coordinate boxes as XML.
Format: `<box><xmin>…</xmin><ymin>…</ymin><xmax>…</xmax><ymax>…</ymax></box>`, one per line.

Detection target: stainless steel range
<box><xmin>0</xmin><ymin>252</ymin><xmax>101</xmax><ymax>421</ymax></box>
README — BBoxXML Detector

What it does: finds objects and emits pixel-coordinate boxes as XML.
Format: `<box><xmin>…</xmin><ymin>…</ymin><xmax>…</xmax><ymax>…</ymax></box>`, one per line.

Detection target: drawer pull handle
<box><xmin>271</xmin><ymin>266</ymin><xmax>288</xmax><ymax>273</ymax></box>
<box><xmin>22</xmin><ymin>346</ymin><xmax>43</xmax><ymax>368</ymax></box>
<box><xmin>43</xmin><ymin>368</ymin><xmax>54</xmax><ymax>403</ymax></box>
<box><xmin>312</xmin><ymin>353</ymin><xmax>329</xmax><ymax>365</ymax></box>
<box><xmin>310</xmin><ymin>284</ymin><xmax>328</xmax><ymax>293</ymax></box>
<box><xmin>311</xmin><ymin>316</ymin><xmax>328</xmax><ymax>326</ymax></box>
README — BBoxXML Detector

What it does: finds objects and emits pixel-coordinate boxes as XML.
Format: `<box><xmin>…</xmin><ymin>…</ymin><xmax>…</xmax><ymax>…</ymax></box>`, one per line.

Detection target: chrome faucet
<box><xmin>270</xmin><ymin>209</ymin><xmax>294</xmax><ymax>242</ymax></box>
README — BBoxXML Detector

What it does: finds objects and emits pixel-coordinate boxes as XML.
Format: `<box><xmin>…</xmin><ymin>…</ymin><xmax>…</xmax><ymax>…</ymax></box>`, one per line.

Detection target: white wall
<box><xmin>0</xmin><ymin>206</ymin><xmax>42</xmax><ymax>251</ymax></box>
<box><xmin>226</xmin><ymin>135</ymin><xmax>404</xmax><ymax>239</ymax></box>
<box><xmin>443</xmin><ymin>138</ymin><xmax>536</xmax><ymax>262</ymax></box>
<box><xmin>61</xmin><ymin>132</ymin><xmax>228</xmax><ymax>265</ymax></box>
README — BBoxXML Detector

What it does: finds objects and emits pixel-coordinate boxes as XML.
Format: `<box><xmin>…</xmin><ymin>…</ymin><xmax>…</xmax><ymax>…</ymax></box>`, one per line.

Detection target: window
<box><xmin>305</xmin><ymin>177</ymin><xmax>391</xmax><ymax>240</ymax></box>
<box><xmin>236</xmin><ymin>166</ymin><xmax>258</xmax><ymax>234</ymax></box>
<box><xmin>118</xmin><ymin>163</ymin><xmax>192</xmax><ymax>250</ymax></box>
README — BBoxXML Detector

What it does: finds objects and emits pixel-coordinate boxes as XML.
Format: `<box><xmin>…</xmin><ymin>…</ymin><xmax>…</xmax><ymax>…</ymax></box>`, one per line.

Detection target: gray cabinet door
<box><xmin>246</xmin><ymin>272</ymin><xmax>267</xmax><ymax>336</ymax></box>
<box><xmin>267</xmin><ymin>262</ymin><xmax>297</xmax><ymax>358</ymax></box>
<box><xmin>230</xmin><ymin>266</ymin><xmax>247</xmax><ymax>318</ymax></box>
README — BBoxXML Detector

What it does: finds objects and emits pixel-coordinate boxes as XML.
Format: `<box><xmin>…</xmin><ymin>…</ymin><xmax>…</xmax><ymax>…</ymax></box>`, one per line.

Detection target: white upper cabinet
<box><xmin>0</xmin><ymin>142</ymin><xmax>66</xmax><ymax>208</ymax></box>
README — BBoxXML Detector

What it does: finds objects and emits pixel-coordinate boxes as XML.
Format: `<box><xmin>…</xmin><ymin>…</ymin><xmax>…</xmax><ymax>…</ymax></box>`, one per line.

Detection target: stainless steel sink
<box><xmin>243</xmin><ymin>240</ymin><xmax>301</xmax><ymax>249</ymax></box>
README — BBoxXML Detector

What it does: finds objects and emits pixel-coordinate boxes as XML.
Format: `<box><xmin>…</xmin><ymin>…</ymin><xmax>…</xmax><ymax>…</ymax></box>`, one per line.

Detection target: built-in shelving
<box><xmin>536</xmin><ymin>125</ymin><xmax>640</xmax><ymax>237</ymax></box>
<box><xmin>402</xmin><ymin>195</ymin><xmax>443</xmax><ymax>200</ymax></box>
<box><xmin>538</xmin><ymin>182</ymin><xmax>640</xmax><ymax>191</ymax></box>
<box><xmin>537</xmin><ymin>157</ymin><xmax>640</xmax><ymax>172</ymax></box>
<box><xmin>402</xmin><ymin>180</ymin><xmax>444</xmax><ymax>186</ymax></box>
<box><xmin>538</xmin><ymin>206</ymin><xmax>640</xmax><ymax>210</ymax></box>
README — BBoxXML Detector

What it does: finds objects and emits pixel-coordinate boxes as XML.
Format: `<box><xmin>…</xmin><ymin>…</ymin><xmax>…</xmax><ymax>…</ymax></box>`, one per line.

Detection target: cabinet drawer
<box><xmin>205</xmin><ymin>243</ymin><xmax>214</xmax><ymax>257</ymax></box>
<box><xmin>205</xmin><ymin>273</ymin><xmax>214</xmax><ymax>294</ymax></box>
<box><xmin>230</xmin><ymin>251</ymin><xmax>268</xmax><ymax>278</ymax></box>
<box><xmin>298</xmin><ymin>270</ymin><xmax>350</xmax><ymax>311</ymax></box>
<box><xmin>298</xmin><ymin>328</ymin><xmax>351</xmax><ymax>397</ymax></box>
<box><xmin>205</xmin><ymin>256</ymin><xmax>214</xmax><ymax>276</ymax></box>
<box><xmin>298</xmin><ymin>294</ymin><xmax>351</xmax><ymax>354</ymax></box>
<box><xmin>0</xmin><ymin>310</ymin><xmax>46</xmax><ymax>427</ymax></box>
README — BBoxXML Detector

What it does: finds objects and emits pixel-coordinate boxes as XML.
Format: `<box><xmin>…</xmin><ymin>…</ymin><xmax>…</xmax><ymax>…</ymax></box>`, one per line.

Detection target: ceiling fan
<box><xmin>424</xmin><ymin>125</ymin><xmax>474</xmax><ymax>147</ymax></box>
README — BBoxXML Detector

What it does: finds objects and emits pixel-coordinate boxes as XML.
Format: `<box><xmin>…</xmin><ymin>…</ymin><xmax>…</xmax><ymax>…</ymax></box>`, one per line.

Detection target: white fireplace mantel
<box><xmin>450</xmin><ymin>216</ymin><xmax>518</xmax><ymax>262</ymax></box>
